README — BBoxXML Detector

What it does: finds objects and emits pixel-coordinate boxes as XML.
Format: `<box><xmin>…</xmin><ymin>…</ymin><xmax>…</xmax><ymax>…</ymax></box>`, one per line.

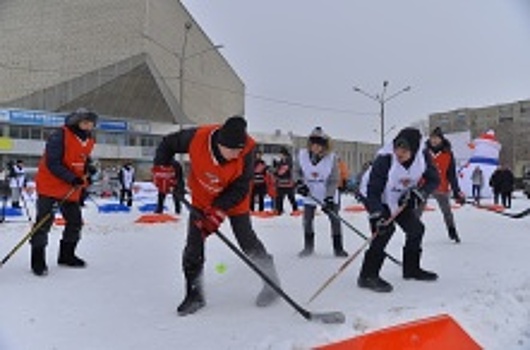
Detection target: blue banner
<box><xmin>97</xmin><ymin>120</ymin><xmax>128</xmax><ymax>132</ymax></box>
<box><xmin>8</xmin><ymin>110</ymin><xmax>65</xmax><ymax>127</ymax></box>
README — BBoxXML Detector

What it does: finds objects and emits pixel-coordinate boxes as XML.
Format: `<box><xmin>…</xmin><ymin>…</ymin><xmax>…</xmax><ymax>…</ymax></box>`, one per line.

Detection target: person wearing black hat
<box><xmin>153</xmin><ymin>116</ymin><xmax>281</xmax><ymax>316</ymax></box>
<box><xmin>420</xmin><ymin>127</ymin><xmax>465</xmax><ymax>243</ymax></box>
<box><xmin>29</xmin><ymin>108</ymin><xmax>98</xmax><ymax>276</ymax></box>
<box><xmin>295</xmin><ymin>126</ymin><xmax>348</xmax><ymax>258</ymax></box>
<box><xmin>357</xmin><ymin>127</ymin><xmax>440</xmax><ymax>293</ymax></box>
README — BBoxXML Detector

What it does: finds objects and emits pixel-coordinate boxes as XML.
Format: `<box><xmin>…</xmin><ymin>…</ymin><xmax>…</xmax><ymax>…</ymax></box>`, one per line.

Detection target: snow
<box><xmin>1</xmin><ymin>190</ymin><xmax>530</xmax><ymax>350</ymax></box>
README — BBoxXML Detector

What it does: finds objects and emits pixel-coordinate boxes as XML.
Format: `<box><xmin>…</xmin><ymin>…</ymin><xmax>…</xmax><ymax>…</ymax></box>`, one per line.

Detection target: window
<box><xmin>30</xmin><ymin>127</ymin><xmax>42</xmax><ymax>140</ymax></box>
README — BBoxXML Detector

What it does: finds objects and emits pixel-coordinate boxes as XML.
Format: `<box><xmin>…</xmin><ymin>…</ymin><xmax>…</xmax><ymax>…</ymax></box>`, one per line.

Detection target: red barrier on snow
<box><xmin>251</xmin><ymin>211</ymin><xmax>278</xmax><ymax>218</ymax></box>
<box><xmin>54</xmin><ymin>217</ymin><xmax>85</xmax><ymax>225</ymax></box>
<box><xmin>344</xmin><ymin>205</ymin><xmax>366</xmax><ymax>213</ymax></box>
<box><xmin>478</xmin><ymin>203</ymin><xmax>504</xmax><ymax>212</ymax></box>
<box><xmin>315</xmin><ymin>314</ymin><xmax>482</xmax><ymax>350</ymax></box>
<box><xmin>135</xmin><ymin>213</ymin><xmax>179</xmax><ymax>224</ymax></box>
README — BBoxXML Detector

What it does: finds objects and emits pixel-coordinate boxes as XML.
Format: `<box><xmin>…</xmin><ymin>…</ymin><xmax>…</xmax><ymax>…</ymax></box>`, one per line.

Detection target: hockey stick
<box><xmin>307</xmin><ymin>204</ymin><xmax>406</xmax><ymax>304</ymax></box>
<box><xmin>1</xmin><ymin>186</ymin><xmax>78</xmax><ymax>267</ymax></box>
<box><xmin>305</xmin><ymin>193</ymin><xmax>402</xmax><ymax>266</ymax></box>
<box><xmin>179</xmin><ymin>195</ymin><xmax>345</xmax><ymax>324</ymax></box>
<box><xmin>466</xmin><ymin>201</ymin><xmax>530</xmax><ymax>219</ymax></box>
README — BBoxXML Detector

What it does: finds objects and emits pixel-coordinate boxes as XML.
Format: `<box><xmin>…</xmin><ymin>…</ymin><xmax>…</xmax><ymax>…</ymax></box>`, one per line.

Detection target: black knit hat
<box><xmin>430</xmin><ymin>126</ymin><xmax>444</xmax><ymax>138</ymax></box>
<box><xmin>217</xmin><ymin>116</ymin><xmax>248</xmax><ymax>149</ymax></box>
<box><xmin>393</xmin><ymin>127</ymin><xmax>422</xmax><ymax>155</ymax></box>
<box><xmin>65</xmin><ymin>108</ymin><xmax>98</xmax><ymax>126</ymax></box>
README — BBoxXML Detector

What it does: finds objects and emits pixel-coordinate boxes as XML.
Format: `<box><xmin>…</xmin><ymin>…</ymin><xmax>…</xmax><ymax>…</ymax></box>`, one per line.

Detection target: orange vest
<box><xmin>338</xmin><ymin>160</ymin><xmax>349</xmax><ymax>188</ymax></box>
<box><xmin>188</xmin><ymin>125</ymin><xmax>255</xmax><ymax>216</ymax></box>
<box><xmin>36</xmin><ymin>126</ymin><xmax>95</xmax><ymax>201</ymax></box>
<box><xmin>430</xmin><ymin>150</ymin><xmax>452</xmax><ymax>193</ymax></box>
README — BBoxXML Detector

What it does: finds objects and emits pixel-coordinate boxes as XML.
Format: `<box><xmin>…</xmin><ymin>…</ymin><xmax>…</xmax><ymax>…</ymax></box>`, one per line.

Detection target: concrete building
<box><xmin>0</xmin><ymin>0</ymin><xmax>244</xmax><ymax>178</ymax></box>
<box><xmin>429</xmin><ymin>99</ymin><xmax>530</xmax><ymax>177</ymax></box>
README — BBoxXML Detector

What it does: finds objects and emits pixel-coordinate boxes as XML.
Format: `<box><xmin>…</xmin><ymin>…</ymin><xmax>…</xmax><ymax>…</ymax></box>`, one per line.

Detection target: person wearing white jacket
<box><xmin>118</xmin><ymin>162</ymin><xmax>135</xmax><ymax>207</ymax></box>
<box><xmin>8</xmin><ymin>160</ymin><xmax>26</xmax><ymax>209</ymax></box>
<box><xmin>295</xmin><ymin>127</ymin><xmax>348</xmax><ymax>258</ymax></box>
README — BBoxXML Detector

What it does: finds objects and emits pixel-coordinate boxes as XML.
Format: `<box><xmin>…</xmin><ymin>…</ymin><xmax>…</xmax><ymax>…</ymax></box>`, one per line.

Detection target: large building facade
<box><xmin>429</xmin><ymin>99</ymin><xmax>530</xmax><ymax>177</ymax></box>
<box><xmin>0</xmin><ymin>0</ymin><xmax>244</xmax><ymax>178</ymax></box>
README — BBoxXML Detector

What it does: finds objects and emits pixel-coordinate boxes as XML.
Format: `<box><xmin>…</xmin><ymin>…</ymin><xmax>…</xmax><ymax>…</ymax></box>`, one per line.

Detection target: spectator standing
<box><xmin>8</xmin><ymin>159</ymin><xmax>26</xmax><ymax>209</ymax></box>
<box><xmin>155</xmin><ymin>159</ymin><xmax>184</xmax><ymax>214</ymax></box>
<box><xmin>118</xmin><ymin>162</ymin><xmax>135</xmax><ymax>207</ymax></box>
<box><xmin>499</xmin><ymin>166</ymin><xmax>514</xmax><ymax>208</ymax></box>
<box><xmin>471</xmin><ymin>166</ymin><xmax>484</xmax><ymax>205</ymax></box>
<box><xmin>251</xmin><ymin>150</ymin><xmax>268</xmax><ymax>212</ymax></box>
<box><xmin>274</xmin><ymin>147</ymin><xmax>298</xmax><ymax>215</ymax></box>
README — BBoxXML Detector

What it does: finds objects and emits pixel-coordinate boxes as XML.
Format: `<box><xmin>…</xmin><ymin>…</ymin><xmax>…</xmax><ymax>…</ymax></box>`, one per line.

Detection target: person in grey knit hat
<box><xmin>295</xmin><ymin>126</ymin><xmax>348</xmax><ymax>258</ymax></box>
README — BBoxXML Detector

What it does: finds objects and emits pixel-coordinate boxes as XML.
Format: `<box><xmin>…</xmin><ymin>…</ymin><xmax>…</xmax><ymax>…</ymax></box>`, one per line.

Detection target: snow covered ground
<box><xmin>1</xmin><ymin>191</ymin><xmax>530</xmax><ymax>349</ymax></box>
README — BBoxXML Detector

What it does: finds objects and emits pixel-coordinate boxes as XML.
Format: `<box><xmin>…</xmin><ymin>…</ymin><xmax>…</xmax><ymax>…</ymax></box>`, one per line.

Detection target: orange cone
<box><xmin>315</xmin><ymin>314</ymin><xmax>482</xmax><ymax>350</ymax></box>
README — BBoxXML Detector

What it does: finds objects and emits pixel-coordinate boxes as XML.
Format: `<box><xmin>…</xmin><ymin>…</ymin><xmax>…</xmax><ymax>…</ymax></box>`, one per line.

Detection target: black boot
<box><xmin>403</xmin><ymin>248</ymin><xmax>438</xmax><ymax>281</ymax></box>
<box><xmin>58</xmin><ymin>241</ymin><xmax>86</xmax><ymax>267</ymax></box>
<box><xmin>298</xmin><ymin>233</ymin><xmax>314</xmax><ymax>257</ymax></box>
<box><xmin>177</xmin><ymin>273</ymin><xmax>205</xmax><ymax>316</ymax></box>
<box><xmin>357</xmin><ymin>250</ymin><xmax>392</xmax><ymax>292</ymax></box>
<box><xmin>448</xmin><ymin>227</ymin><xmax>461</xmax><ymax>243</ymax></box>
<box><xmin>31</xmin><ymin>246</ymin><xmax>48</xmax><ymax>276</ymax></box>
<box><xmin>12</xmin><ymin>201</ymin><xmax>21</xmax><ymax>208</ymax></box>
<box><xmin>332</xmin><ymin>234</ymin><xmax>348</xmax><ymax>257</ymax></box>
<box><xmin>254</xmin><ymin>255</ymin><xmax>281</xmax><ymax>307</ymax></box>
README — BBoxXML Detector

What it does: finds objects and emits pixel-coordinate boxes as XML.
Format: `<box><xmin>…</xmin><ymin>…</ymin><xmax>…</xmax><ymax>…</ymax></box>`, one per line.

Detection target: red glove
<box><xmin>152</xmin><ymin>165</ymin><xmax>176</xmax><ymax>194</ymax></box>
<box><xmin>196</xmin><ymin>207</ymin><xmax>226</xmax><ymax>238</ymax></box>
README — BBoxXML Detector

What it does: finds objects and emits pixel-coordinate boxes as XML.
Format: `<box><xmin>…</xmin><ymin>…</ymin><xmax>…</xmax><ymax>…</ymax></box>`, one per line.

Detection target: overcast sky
<box><xmin>181</xmin><ymin>0</ymin><xmax>530</xmax><ymax>143</ymax></box>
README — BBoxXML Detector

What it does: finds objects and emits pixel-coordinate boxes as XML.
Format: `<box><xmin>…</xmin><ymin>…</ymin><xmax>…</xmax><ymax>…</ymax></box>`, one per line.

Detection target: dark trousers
<box><xmin>182</xmin><ymin>212</ymin><xmax>269</xmax><ymax>278</ymax></box>
<box><xmin>472</xmin><ymin>185</ymin><xmax>482</xmax><ymax>203</ymax></box>
<box><xmin>366</xmin><ymin>206</ymin><xmax>425</xmax><ymax>259</ymax></box>
<box><xmin>275</xmin><ymin>187</ymin><xmax>298</xmax><ymax>214</ymax></box>
<box><xmin>303</xmin><ymin>204</ymin><xmax>341</xmax><ymax>237</ymax></box>
<box><xmin>30</xmin><ymin>195</ymin><xmax>83</xmax><ymax>248</ymax></box>
<box><xmin>493</xmin><ymin>190</ymin><xmax>500</xmax><ymax>205</ymax></box>
<box><xmin>156</xmin><ymin>191</ymin><xmax>181</xmax><ymax>214</ymax></box>
<box><xmin>250</xmin><ymin>184</ymin><xmax>267</xmax><ymax>211</ymax></box>
<box><xmin>120</xmin><ymin>189</ymin><xmax>133</xmax><ymax>207</ymax></box>
<box><xmin>501</xmin><ymin>191</ymin><xmax>512</xmax><ymax>208</ymax></box>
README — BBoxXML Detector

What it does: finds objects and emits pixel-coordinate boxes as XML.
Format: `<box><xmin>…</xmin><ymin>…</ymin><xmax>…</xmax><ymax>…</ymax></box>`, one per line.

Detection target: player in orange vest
<box><xmin>421</xmin><ymin>127</ymin><xmax>466</xmax><ymax>243</ymax></box>
<box><xmin>30</xmin><ymin>108</ymin><xmax>98</xmax><ymax>276</ymax></box>
<box><xmin>152</xmin><ymin>116</ymin><xmax>281</xmax><ymax>316</ymax></box>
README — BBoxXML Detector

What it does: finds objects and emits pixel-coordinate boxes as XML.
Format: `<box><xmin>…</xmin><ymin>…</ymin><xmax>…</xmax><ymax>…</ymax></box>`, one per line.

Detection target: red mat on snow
<box><xmin>315</xmin><ymin>314</ymin><xmax>481</xmax><ymax>350</ymax></box>
<box><xmin>135</xmin><ymin>213</ymin><xmax>179</xmax><ymax>223</ymax></box>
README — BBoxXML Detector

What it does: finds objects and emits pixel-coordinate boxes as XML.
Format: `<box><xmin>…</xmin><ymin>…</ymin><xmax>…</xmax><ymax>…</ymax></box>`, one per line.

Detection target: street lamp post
<box><xmin>178</xmin><ymin>22</ymin><xmax>193</xmax><ymax>132</ymax></box>
<box><xmin>353</xmin><ymin>81</ymin><xmax>411</xmax><ymax>146</ymax></box>
<box><xmin>141</xmin><ymin>23</ymin><xmax>222</xmax><ymax>132</ymax></box>
<box><xmin>178</xmin><ymin>22</ymin><xmax>223</xmax><ymax>132</ymax></box>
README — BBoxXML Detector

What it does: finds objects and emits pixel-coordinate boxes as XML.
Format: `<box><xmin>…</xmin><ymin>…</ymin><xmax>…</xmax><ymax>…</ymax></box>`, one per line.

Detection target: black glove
<box><xmin>369</xmin><ymin>211</ymin><xmax>392</xmax><ymax>235</ymax></box>
<box><xmin>398</xmin><ymin>187</ymin><xmax>426</xmax><ymax>210</ymax></box>
<box><xmin>87</xmin><ymin>164</ymin><xmax>98</xmax><ymax>176</ymax></box>
<box><xmin>70</xmin><ymin>177</ymin><xmax>85</xmax><ymax>186</ymax></box>
<box><xmin>453</xmin><ymin>191</ymin><xmax>466</xmax><ymax>205</ymax></box>
<box><xmin>296</xmin><ymin>180</ymin><xmax>310</xmax><ymax>196</ymax></box>
<box><xmin>322</xmin><ymin>196</ymin><xmax>335</xmax><ymax>214</ymax></box>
